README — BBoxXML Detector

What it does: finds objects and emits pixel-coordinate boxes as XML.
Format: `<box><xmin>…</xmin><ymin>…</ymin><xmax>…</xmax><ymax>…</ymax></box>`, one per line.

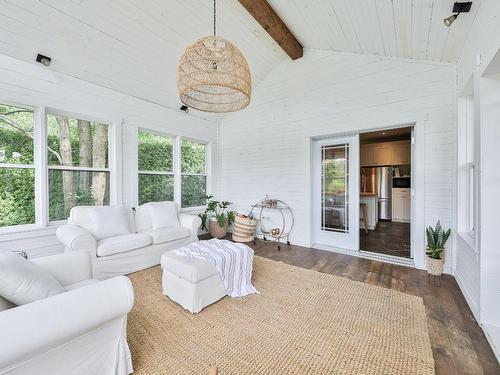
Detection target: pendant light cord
<box><xmin>213</xmin><ymin>0</ymin><xmax>216</xmax><ymax>37</ymax></box>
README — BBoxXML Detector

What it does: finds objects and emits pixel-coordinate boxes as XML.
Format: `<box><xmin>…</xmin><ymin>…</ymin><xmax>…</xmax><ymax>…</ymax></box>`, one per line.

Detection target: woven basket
<box><xmin>209</xmin><ymin>219</ymin><xmax>228</xmax><ymax>239</ymax></box>
<box><xmin>426</xmin><ymin>255</ymin><xmax>444</xmax><ymax>276</ymax></box>
<box><xmin>232</xmin><ymin>216</ymin><xmax>256</xmax><ymax>243</ymax></box>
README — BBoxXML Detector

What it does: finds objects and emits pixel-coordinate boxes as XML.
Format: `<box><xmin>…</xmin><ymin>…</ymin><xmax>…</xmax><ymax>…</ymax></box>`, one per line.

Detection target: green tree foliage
<box><xmin>138</xmin><ymin>133</ymin><xmax>207</xmax><ymax>208</ymax></box>
<box><xmin>0</xmin><ymin>168</ymin><xmax>35</xmax><ymax>227</ymax></box>
<box><xmin>181</xmin><ymin>139</ymin><xmax>206</xmax><ymax>207</ymax></box>
<box><xmin>0</xmin><ymin>105</ymin><xmax>35</xmax><ymax>227</ymax></box>
<box><xmin>0</xmin><ymin>106</ymin><xmax>110</xmax><ymax>227</ymax></box>
<box><xmin>181</xmin><ymin>139</ymin><xmax>205</xmax><ymax>174</ymax></box>
<box><xmin>46</xmin><ymin>114</ymin><xmax>109</xmax><ymax>221</ymax></box>
<box><xmin>138</xmin><ymin>174</ymin><xmax>174</xmax><ymax>205</ymax></box>
<box><xmin>1</xmin><ymin>105</ymin><xmax>208</xmax><ymax>228</ymax></box>
<box><xmin>138</xmin><ymin>131</ymin><xmax>173</xmax><ymax>172</ymax></box>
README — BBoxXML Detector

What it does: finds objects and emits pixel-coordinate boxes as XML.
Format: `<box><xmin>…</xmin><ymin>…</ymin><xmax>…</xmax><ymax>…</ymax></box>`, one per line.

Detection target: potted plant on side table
<box><xmin>199</xmin><ymin>195</ymin><xmax>236</xmax><ymax>239</ymax></box>
<box><xmin>426</xmin><ymin>220</ymin><xmax>451</xmax><ymax>276</ymax></box>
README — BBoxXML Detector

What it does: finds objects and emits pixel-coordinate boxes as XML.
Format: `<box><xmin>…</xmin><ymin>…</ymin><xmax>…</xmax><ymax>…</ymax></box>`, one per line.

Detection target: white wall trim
<box><xmin>455</xmin><ymin>268</ymin><xmax>480</xmax><ymax>321</ymax></box>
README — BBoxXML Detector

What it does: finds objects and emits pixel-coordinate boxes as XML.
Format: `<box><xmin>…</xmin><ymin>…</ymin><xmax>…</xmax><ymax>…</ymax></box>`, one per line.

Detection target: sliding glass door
<box><xmin>312</xmin><ymin>135</ymin><xmax>359</xmax><ymax>250</ymax></box>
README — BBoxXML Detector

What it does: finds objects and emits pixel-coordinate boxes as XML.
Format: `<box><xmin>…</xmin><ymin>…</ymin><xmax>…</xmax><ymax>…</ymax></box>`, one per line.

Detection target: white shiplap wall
<box><xmin>0</xmin><ymin>54</ymin><xmax>217</xmax><ymax>258</ymax></box>
<box><xmin>219</xmin><ymin>50</ymin><xmax>457</xmax><ymax>272</ymax></box>
<box><xmin>455</xmin><ymin>0</ymin><xmax>500</xmax><ymax>357</ymax></box>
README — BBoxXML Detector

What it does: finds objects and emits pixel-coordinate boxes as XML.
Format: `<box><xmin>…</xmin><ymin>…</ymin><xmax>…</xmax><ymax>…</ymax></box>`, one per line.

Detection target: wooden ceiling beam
<box><xmin>238</xmin><ymin>0</ymin><xmax>303</xmax><ymax>60</ymax></box>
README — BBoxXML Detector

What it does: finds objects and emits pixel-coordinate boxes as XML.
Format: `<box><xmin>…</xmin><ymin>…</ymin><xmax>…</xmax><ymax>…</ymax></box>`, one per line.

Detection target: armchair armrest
<box><xmin>56</xmin><ymin>224</ymin><xmax>96</xmax><ymax>257</ymax></box>
<box><xmin>0</xmin><ymin>276</ymin><xmax>134</xmax><ymax>371</ymax></box>
<box><xmin>179</xmin><ymin>213</ymin><xmax>202</xmax><ymax>235</ymax></box>
<box><xmin>31</xmin><ymin>251</ymin><xmax>92</xmax><ymax>287</ymax></box>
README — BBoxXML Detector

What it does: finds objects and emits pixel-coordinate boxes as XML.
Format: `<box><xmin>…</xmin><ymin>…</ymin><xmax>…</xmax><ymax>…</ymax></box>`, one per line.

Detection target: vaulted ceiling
<box><xmin>269</xmin><ymin>0</ymin><xmax>482</xmax><ymax>62</ymax></box>
<box><xmin>0</xmin><ymin>0</ymin><xmax>481</xmax><ymax>117</ymax></box>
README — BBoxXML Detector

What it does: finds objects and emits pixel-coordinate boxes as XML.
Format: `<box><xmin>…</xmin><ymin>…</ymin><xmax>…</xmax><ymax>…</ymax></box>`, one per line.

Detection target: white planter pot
<box><xmin>426</xmin><ymin>255</ymin><xmax>444</xmax><ymax>276</ymax></box>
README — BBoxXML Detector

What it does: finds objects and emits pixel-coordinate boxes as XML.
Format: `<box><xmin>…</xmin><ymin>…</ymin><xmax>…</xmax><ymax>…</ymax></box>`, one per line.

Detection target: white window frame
<box><xmin>0</xmin><ymin>101</ymin><xmax>39</xmax><ymax>233</ymax></box>
<box><xmin>137</xmin><ymin>128</ymin><xmax>175</xmax><ymax>205</ymax></box>
<box><xmin>180</xmin><ymin>137</ymin><xmax>210</xmax><ymax>210</ymax></box>
<box><xmin>45</xmin><ymin>108</ymin><xmax>113</xmax><ymax>225</ymax></box>
<box><xmin>457</xmin><ymin>95</ymin><xmax>477</xmax><ymax>247</ymax></box>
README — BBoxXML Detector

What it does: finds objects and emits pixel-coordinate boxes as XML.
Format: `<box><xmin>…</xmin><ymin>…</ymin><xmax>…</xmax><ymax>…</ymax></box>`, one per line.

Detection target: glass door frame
<box><xmin>312</xmin><ymin>134</ymin><xmax>360</xmax><ymax>251</ymax></box>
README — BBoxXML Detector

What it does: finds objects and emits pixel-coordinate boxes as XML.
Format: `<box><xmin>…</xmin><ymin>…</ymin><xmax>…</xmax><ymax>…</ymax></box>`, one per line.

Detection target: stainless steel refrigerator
<box><xmin>361</xmin><ymin>167</ymin><xmax>393</xmax><ymax>220</ymax></box>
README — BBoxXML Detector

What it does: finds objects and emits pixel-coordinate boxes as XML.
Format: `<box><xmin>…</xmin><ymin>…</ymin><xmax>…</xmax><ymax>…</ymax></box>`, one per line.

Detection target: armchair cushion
<box><xmin>32</xmin><ymin>251</ymin><xmax>93</xmax><ymax>286</ymax></box>
<box><xmin>144</xmin><ymin>227</ymin><xmax>191</xmax><ymax>244</ymax></box>
<box><xmin>97</xmin><ymin>233</ymin><xmax>153</xmax><ymax>257</ymax></box>
<box><xmin>0</xmin><ymin>253</ymin><xmax>65</xmax><ymax>305</ymax></box>
<box><xmin>144</xmin><ymin>201</ymin><xmax>180</xmax><ymax>229</ymax></box>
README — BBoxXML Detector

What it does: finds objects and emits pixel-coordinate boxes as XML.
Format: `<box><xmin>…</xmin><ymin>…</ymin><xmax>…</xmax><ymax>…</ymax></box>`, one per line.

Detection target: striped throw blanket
<box><xmin>172</xmin><ymin>239</ymin><xmax>258</xmax><ymax>298</ymax></box>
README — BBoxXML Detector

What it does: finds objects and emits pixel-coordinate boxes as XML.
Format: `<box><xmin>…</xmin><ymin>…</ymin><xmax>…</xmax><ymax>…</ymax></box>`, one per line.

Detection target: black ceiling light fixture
<box><xmin>444</xmin><ymin>2</ymin><xmax>472</xmax><ymax>27</ymax></box>
<box><xmin>35</xmin><ymin>53</ymin><xmax>51</xmax><ymax>66</ymax></box>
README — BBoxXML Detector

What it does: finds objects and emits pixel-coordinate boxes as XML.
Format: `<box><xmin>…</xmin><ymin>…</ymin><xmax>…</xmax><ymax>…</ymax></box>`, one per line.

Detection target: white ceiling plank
<box><xmin>425</xmin><ymin>0</ymin><xmax>454</xmax><ymax>62</ymax></box>
<box><xmin>375</xmin><ymin>0</ymin><xmax>399</xmax><ymax>57</ymax></box>
<box><xmin>332</xmin><ymin>0</ymin><xmax>364</xmax><ymax>53</ymax></box>
<box><xmin>393</xmin><ymin>0</ymin><xmax>413</xmax><ymax>58</ymax></box>
<box><xmin>441</xmin><ymin>0</ymin><xmax>482</xmax><ymax>62</ymax></box>
<box><xmin>411</xmin><ymin>0</ymin><xmax>435</xmax><ymax>60</ymax></box>
<box><xmin>345</xmin><ymin>0</ymin><xmax>386</xmax><ymax>55</ymax></box>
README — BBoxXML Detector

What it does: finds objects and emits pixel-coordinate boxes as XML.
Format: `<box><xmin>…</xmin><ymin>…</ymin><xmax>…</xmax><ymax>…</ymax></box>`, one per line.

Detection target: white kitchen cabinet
<box><xmin>360</xmin><ymin>140</ymin><xmax>411</xmax><ymax>167</ymax></box>
<box><xmin>372</xmin><ymin>145</ymin><xmax>393</xmax><ymax>165</ymax></box>
<box><xmin>392</xmin><ymin>188</ymin><xmax>411</xmax><ymax>222</ymax></box>
<box><xmin>393</xmin><ymin>142</ymin><xmax>411</xmax><ymax>165</ymax></box>
<box><xmin>360</xmin><ymin>145</ymin><xmax>374</xmax><ymax>166</ymax></box>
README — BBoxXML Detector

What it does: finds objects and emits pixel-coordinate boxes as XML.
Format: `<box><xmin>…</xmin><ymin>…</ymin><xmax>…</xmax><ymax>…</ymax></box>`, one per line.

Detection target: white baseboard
<box><xmin>482</xmin><ymin>323</ymin><xmax>500</xmax><ymax>363</ymax></box>
<box><xmin>454</xmin><ymin>271</ymin><xmax>480</xmax><ymax>321</ymax></box>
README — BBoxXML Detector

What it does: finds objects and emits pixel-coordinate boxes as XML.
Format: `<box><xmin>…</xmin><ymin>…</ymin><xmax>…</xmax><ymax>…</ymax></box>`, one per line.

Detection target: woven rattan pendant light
<box><xmin>177</xmin><ymin>0</ymin><xmax>252</xmax><ymax>113</ymax></box>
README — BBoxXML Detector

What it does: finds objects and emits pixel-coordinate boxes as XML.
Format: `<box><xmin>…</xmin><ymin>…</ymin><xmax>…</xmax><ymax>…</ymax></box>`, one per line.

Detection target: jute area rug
<box><xmin>127</xmin><ymin>256</ymin><xmax>435</xmax><ymax>375</ymax></box>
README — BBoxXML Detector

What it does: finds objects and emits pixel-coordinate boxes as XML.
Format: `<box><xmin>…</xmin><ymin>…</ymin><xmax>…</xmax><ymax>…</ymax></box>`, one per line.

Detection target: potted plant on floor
<box><xmin>425</xmin><ymin>220</ymin><xmax>451</xmax><ymax>276</ymax></box>
<box><xmin>199</xmin><ymin>195</ymin><xmax>235</xmax><ymax>239</ymax></box>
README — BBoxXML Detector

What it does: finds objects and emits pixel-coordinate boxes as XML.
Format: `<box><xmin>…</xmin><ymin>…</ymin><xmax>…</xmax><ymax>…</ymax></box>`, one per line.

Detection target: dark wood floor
<box><xmin>360</xmin><ymin>221</ymin><xmax>411</xmax><ymax>258</ymax></box>
<box><xmin>200</xmin><ymin>234</ymin><xmax>500</xmax><ymax>375</ymax></box>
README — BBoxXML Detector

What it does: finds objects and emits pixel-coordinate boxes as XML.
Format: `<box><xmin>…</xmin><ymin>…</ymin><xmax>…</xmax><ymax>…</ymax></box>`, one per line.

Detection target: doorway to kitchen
<box><xmin>359</xmin><ymin>126</ymin><xmax>413</xmax><ymax>259</ymax></box>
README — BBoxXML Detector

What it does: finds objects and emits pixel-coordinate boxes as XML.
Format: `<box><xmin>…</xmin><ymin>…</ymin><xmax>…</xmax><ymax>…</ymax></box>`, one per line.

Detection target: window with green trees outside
<box><xmin>138</xmin><ymin>130</ymin><xmax>174</xmax><ymax>205</ymax></box>
<box><xmin>181</xmin><ymin>139</ymin><xmax>207</xmax><ymax>208</ymax></box>
<box><xmin>46</xmin><ymin>113</ymin><xmax>110</xmax><ymax>222</ymax></box>
<box><xmin>0</xmin><ymin>103</ymin><xmax>35</xmax><ymax>227</ymax></box>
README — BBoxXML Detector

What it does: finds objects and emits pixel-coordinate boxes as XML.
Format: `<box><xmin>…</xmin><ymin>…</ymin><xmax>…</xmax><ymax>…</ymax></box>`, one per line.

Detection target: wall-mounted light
<box><xmin>444</xmin><ymin>2</ymin><xmax>472</xmax><ymax>27</ymax></box>
<box><xmin>36</xmin><ymin>53</ymin><xmax>51</xmax><ymax>66</ymax></box>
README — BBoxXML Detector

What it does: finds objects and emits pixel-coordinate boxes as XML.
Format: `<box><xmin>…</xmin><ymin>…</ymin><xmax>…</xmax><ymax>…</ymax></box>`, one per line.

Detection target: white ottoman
<box><xmin>160</xmin><ymin>252</ymin><xmax>226</xmax><ymax>313</ymax></box>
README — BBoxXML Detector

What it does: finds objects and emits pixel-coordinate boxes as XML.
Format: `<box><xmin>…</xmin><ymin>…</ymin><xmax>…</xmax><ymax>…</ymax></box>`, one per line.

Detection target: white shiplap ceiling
<box><xmin>0</xmin><ymin>0</ymin><xmax>287</xmax><ymax>117</ymax></box>
<box><xmin>0</xmin><ymin>0</ymin><xmax>481</xmax><ymax>116</ymax></box>
<box><xmin>269</xmin><ymin>0</ymin><xmax>481</xmax><ymax>62</ymax></box>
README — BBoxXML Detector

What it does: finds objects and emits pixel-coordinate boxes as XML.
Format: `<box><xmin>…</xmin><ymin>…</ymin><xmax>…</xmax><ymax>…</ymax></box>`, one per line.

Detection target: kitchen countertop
<box><xmin>360</xmin><ymin>193</ymin><xmax>377</xmax><ymax>197</ymax></box>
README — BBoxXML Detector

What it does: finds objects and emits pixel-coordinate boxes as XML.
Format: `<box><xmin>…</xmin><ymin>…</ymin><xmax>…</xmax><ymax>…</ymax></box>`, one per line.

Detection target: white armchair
<box><xmin>56</xmin><ymin>203</ymin><xmax>202</xmax><ymax>279</ymax></box>
<box><xmin>0</xmin><ymin>251</ymin><xmax>134</xmax><ymax>375</ymax></box>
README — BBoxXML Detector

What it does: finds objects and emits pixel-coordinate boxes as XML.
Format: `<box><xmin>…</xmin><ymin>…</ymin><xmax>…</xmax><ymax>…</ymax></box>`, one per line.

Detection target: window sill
<box><xmin>457</xmin><ymin>231</ymin><xmax>477</xmax><ymax>251</ymax></box>
<box><xmin>0</xmin><ymin>224</ymin><xmax>61</xmax><ymax>239</ymax></box>
<box><xmin>180</xmin><ymin>206</ymin><xmax>206</xmax><ymax>214</ymax></box>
